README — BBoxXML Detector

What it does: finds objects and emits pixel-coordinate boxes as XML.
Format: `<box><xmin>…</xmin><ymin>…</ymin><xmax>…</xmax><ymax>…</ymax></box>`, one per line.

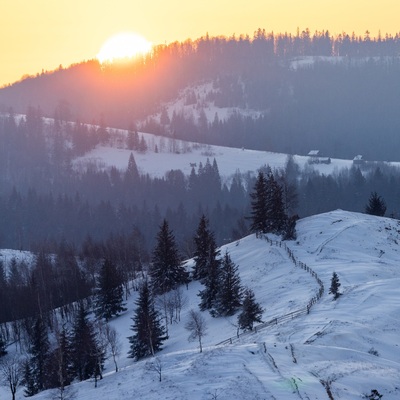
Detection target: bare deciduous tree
<box><xmin>146</xmin><ymin>356</ymin><xmax>163</xmax><ymax>382</ymax></box>
<box><xmin>104</xmin><ymin>325</ymin><xmax>121</xmax><ymax>372</ymax></box>
<box><xmin>173</xmin><ymin>287</ymin><xmax>187</xmax><ymax>322</ymax></box>
<box><xmin>0</xmin><ymin>356</ymin><xmax>22</xmax><ymax>400</ymax></box>
<box><xmin>185</xmin><ymin>309</ymin><xmax>207</xmax><ymax>353</ymax></box>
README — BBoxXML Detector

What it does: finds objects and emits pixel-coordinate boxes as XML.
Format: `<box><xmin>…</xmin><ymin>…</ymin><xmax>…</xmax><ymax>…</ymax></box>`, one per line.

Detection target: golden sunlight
<box><xmin>96</xmin><ymin>32</ymin><xmax>152</xmax><ymax>63</ymax></box>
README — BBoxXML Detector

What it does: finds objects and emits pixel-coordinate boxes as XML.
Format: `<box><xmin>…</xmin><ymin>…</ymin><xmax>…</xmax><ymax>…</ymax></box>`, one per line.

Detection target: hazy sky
<box><xmin>1</xmin><ymin>0</ymin><xmax>398</xmax><ymax>87</ymax></box>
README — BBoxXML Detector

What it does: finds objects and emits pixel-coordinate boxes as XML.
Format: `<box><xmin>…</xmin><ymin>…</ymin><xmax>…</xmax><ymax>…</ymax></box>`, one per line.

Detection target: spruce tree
<box><xmin>52</xmin><ymin>327</ymin><xmax>74</xmax><ymax>389</ymax></box>
<box><xmin>214</xmin><ymin>252</ymin><xmax>243</xmax><ymax>316</ymax></box>
<box><xmin>0</xmin><ymin>333</ymin><xmax>7</xmax><ymax>357</ymax></box>
<box><xmin>23</xmin><ymin>359</ymin><xmax>36</xmax><ymax>397</ymax></box>
<box><xmin>28</xmin><ymin>316</ymin><xmax>50</xmax><ymax>394</ymax></box>
<box><xmin>128</xmin><ymin>280</ymin><xmax>166</xmax><ymax>360</ymax></box>
<box><xmin>150</xmin><ymin>219</ymin><xmax>189</xmax><ymax>295</ymax></box>
<box><xmin>124</xmin><ymin>152</ymin><xmax>139</xmax><ymax>183</ymax></box>
<box><xmin>0</xmin><ymin>260</ymin><xmax>9</xmax><ymax>324</ymax></box>
<box><xmin>237</xmin><ymin>288</ymin><xmax>264</xmax><ymax>331</ymax></box>
<box><xmin>71</xmin><ymin>303</ymin><xmax>103</xmax><ymax>382</ymax></box>
<box><xmin>94</xmin><ymin>258</ymin><xmax>126</xmax><ymax>321</ymax></box>
<box><xmin>329</xmin><ymin>272</ymin><xmax>341</xmax><ymax>300</ymax></box>
<box><xmin>192</xmin><ymin>214</ymin><xmax>219</xmax><ymax>281</ymax></box>
<box><xmin>266</xmin><ymin>172</ymin><xmax>287</xmax><ymax>233</ymax></box>
<box><xmin>198</xmin><ymin>239</ymin><xmax>221</xmax><ymax>313</ymax></box>
<box><xmin>249</xmin><ymin>171</ymin><xmax>269</xmax><ymax>235</ymax></box>
<box><xmin>365</xmin><ymin>191</ymin><xmax>387</xmax><ymax>216</ymax></box>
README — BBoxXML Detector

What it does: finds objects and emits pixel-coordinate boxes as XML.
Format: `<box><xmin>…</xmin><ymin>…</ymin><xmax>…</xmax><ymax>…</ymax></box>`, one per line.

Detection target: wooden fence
<box><xmin>216</xmin><ymin>236</ymin><xmax>324</xmax><ymax>346</ymax></box>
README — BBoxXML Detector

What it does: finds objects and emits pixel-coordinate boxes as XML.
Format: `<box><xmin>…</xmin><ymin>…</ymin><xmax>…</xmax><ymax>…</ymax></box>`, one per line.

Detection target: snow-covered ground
<box><xmin>73</xmin><ymin>130</ymin><xmax>356</xmax><ymax>187</ymax></box>
<box><xmin>2</xmin><ymin>209</ymin><xmax>400</xmax><ymax>399</ymax></box>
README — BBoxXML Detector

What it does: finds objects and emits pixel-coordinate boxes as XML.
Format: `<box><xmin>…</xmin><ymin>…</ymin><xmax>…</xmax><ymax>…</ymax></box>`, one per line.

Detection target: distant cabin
<box><xmin>307</xmin><ymin>150</ymin><xmax>331</xmax><ymax>164</ymax></box>
<box><xmin>353</xmin><ymin>155</ymin><xmax>365</xmax><ymax>165</ymax></box>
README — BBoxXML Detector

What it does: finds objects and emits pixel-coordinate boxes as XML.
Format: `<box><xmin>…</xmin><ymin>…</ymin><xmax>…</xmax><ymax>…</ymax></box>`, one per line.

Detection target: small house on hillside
<box><xmin>307</xmin><ymin>150</ymin><xmax>320</xmax><ymax>164</ymax></box>
<box><xmin>353</xmin><ymin>155</ymin><xmax>365</xmax><ymax>165</ymax></box>
<box><xmin>307</xmin><ymin>150</ymin><xmax>331</xmax><ymax>164</ymax></box>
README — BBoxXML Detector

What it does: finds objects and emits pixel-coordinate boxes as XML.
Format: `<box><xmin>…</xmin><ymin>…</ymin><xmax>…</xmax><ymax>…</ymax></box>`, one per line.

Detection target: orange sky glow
<box><xmin>1</xmin><ymin>0</ymin><xmax>399</xmax><ymax>87</ymax></box>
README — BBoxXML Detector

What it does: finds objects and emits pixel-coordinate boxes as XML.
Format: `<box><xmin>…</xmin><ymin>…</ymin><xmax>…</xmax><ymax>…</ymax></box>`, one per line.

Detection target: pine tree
<box><xmin>266</xmin><ymin>172</ymin><xmax>287</xmax><ymax>233</ymax></box>
<box><xmin>46</xmin><ymin>327</ymin><xmax>74</xmax><ymax>390</ymax></box>
<box><xmin>150</xmin><ymin>219</ymin><xmax>189</xmax><ymax>295</ymax></box>
<box><xmin>94</xmin><ymin>258</ymin><xmax>126</xmax><ymax>321</ymax></box>
<box><xmin>124</xmin><ymin>152</ymin><xmax>139</xmax><ymax>183</ymax></box>
<box><xmin>365</xmin><ymin>191</ymin><xmax>387</xmax><ymax>216</ymax></box>
<box><xmin>249</xmin><ymin>171</ymin><xmax>269</xmax><ymax>235</ymax></box>
<box><xmin>127</xmin><ymin>125</ymin><xmax>139</xmax><ymax>150</ymax></box>
<box><xmin>0</xmin><ymin>333</ymin><xmax>7</xmax><ymax>357</ymax></box>
<box><xmin>237</xmin><ymin>288</ymin><xmax>264</xmax><ymax>331</ymax></box>
<box><xmin>214</xmin><ymin>252</ymin><xmax>243</xmax><ymax>316</ymax></box>
<box><xmin>250</xmin><ymin>170</ymin><xmax>288</xmax><ymax>236</ymax></box>
<box><xmin>27</xmin><ymin>316</ymin><xmax>50</xmax><ymax>394</ymax></box>
<box><xmin>71</xmin><ymin>303</ymin><xmax>103</xmax><ymax>382</ymax></box>
<box><xmin>0</xmin><ymin>260</ymin><xmax>9</xmax><ymax>324</ymax></box>
<box><xmin>23</xmin><ymin>359</ymin><xmax>36</xmax><ymax>397</ymax></box>
<box><xmin>192</xmin><ymin>214</ymin><xmax>219</xmax><ymax>280</ymax></box>
<box><xmin>198</xmin><ymin>240</ymin><xmax>221</xmax><ymax>313</ymax></box>
<box><xmin>128</xmin><ymin>280</ymin><xmax>166</xmax><ymax>360</ymax></box>
<box><xmin>329</xmin><ymin>272</ymin><xmax>341</xmax><ymax>300</ymax></box>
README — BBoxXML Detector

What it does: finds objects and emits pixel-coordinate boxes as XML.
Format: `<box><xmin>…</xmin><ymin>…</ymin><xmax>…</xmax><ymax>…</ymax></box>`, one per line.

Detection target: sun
<box><xmin>96</xmin><ymin>32</ymin><xmax>152</xmax><ymax>63</ymax></box>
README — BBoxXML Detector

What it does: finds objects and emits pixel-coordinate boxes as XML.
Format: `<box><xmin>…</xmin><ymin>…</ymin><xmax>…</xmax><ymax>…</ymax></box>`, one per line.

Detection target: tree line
<box><xmin>0</xmin><ymin>210</ymin><xmax>266</xmax><ymax>397</ymax></box>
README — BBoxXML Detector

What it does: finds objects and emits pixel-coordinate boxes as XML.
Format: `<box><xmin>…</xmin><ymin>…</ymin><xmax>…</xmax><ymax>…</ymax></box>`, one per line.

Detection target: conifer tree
<box><xmin>249</xmin><ymin>171</ymin><xmax>268</xmax><ymax>235</ymax></box>
<box><xmin>0</xmin><ymin>260</ymin><xmax>9</xmax><ymax>324</ymax></box>
<box><xmin>127</xmin><ymin>126</ymin><xmax>139</xmax><ymax>150</ymax></box>
<box><xmin>329</xmin><ymin>272</ymin><xmax>341</xmax><ymax>300</ymax></box>
<box><xmin>22</xmin><ymin>359</ymin><xmax>36</xmax><ymax>398</ymax></box>
<box><xmin>237</xmin><ymin>288</ymin><xmax>264</xmax><ymax>331</ymax></box>
<box><xmin>124</xmin><ymin>152</ymin><xmax>139</xmax><ymax>183</ymax></box>
<box><xmin>27</xmin><ymin>316</ymin><xmax>50</xmax><ymax>394</ymax></box>
<box><xmin>198</xmin><ymin>240</ymin><xmax>221</xmax><ymax>313</ymax></box>
<box><xmin>192</xmin><ymin>214</ymin><xmax>219</xmax><ymax>280</ymax></box>
<box><xmin>71</xmin><ymin>303</ymin><xmax>103</xmax><ymax>382</ymax></box>
<box><xmin>266</xmin><ymin>172</ymin><xmax>287</xmax><ymax>233</ymax></box>
<box><xmin>0</xmin><ymin>333</ymin><xmax>6</xmax><ymax>357</ymax></box>
<box><xmin>46</xmin><ymin>326</ymin><xmax>74</xmax><ymax>391</ymax></box>
<box><xmin>94</xmin><ymin>258</ymin><xmax>126</xmax><ymax>321</ymax></box>
<box><xmin>128</xmin><ymin>280</ymin><xmax>166</xmax><ymax>360</ymax></box>
<box><xmin>365</xmin><ymin>191</ymin><xmax>387</xmax><ymax>217</ymax></box>
<box><xmin>214</xmin><ymin>251</ymin><xmax>243</xmax><ymax>316</ymax></box>
<box><xmin>150</xmin><ymin>219</ymin><xmax>189</xmax><ymax>295</ymax></box>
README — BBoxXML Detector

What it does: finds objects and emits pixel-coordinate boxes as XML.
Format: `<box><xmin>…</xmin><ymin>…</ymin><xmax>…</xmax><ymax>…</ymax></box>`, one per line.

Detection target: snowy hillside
<box><xmin>3</xmin><ymin>209</ymin><xmax>399</xmax><ymax>399</ymax></box>
<box><xmin>73</xmin><ymin>130</ymin><xmax>355</xmax><ymax>186</ymax></box>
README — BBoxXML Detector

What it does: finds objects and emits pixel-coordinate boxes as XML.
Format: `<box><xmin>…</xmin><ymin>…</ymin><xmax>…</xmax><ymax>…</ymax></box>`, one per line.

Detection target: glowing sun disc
<box><xmin>97</xmin><ymin>33</ymin><xmax>152</xmax><ymax>63</ymax></box>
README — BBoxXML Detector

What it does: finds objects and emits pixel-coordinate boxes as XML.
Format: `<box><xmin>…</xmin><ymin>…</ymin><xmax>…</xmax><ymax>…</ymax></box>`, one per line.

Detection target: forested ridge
<box><xmin>2</xmin><ymin>30</ymin><xmax>400</xmax><ymax>159</ymax></box>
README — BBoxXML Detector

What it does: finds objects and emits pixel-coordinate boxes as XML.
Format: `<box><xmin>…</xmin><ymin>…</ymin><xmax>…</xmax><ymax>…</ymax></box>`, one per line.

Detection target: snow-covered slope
<box><xmin>3</xmin><ymin>209</ymin><xmax>399</xmax><ymax>399</ymax></box>
<box><xmin>73</xmin><ymin>130</ymin><xmax>355</xmax><ymax>186</ymax></box>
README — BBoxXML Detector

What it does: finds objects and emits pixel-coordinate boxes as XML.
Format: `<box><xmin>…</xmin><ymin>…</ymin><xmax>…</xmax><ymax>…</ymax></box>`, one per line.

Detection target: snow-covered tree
<box><xmin>128</xmin><ymin>280</ymin><xmax>166</xmax><ymax>361</ymax></box>
<box><xmin>150</xmin><ymin>219</ymin><xmax>189</xmax><ymax>295</ymax></box>
<box><xmin>27</xmin><ymin>316</ymin><xmax>50</xmax><ymax>394</ymax></box>
<box><xmin>237</xmin><ymin>288</ymin><xmax>264</xmax><ymax>331</ymax></box>
<box><xmin>214</xmin><ymin>251</ymin><xmax>243</xmax><ymax>316</ymax></box>
<box><xmin>198</xmin><ymin>241</ymin><xmax>221</xmax><ymax>313</ymax></box>
<box><xmin>71</xmin><ymin>303</ymin><xmax>104</xmax><ymax>382</ymax></box>
<box><xmin>329</xmin><ymin>272</ymin><xmax>341</xmax><ymax>300</ymax></box>
<box><xmin>94</xmin><ymin>258</ymin><xmax>126</xmax><ymax>321</ymax></box>
<box><xmin>249</xmin><ymin>171</ymin><xmax>269</xmax><ymax>235</ymax></box>
<box><xmin>192</xmin><ymin>214</ymin><xmax>219</xmax><ymax>280</ymax></box>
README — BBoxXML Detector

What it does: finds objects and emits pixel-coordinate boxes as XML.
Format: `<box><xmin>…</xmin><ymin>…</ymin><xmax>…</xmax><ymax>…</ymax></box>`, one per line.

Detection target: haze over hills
<box><xmin>2</xmin><ymin>32</ymin><xmax>400</xmax><ymax>160</ymax></box>
<box><xmin>1</xmin><ymin>29</ymin><xmax>400</xmax><ymax>400</ymax></box>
